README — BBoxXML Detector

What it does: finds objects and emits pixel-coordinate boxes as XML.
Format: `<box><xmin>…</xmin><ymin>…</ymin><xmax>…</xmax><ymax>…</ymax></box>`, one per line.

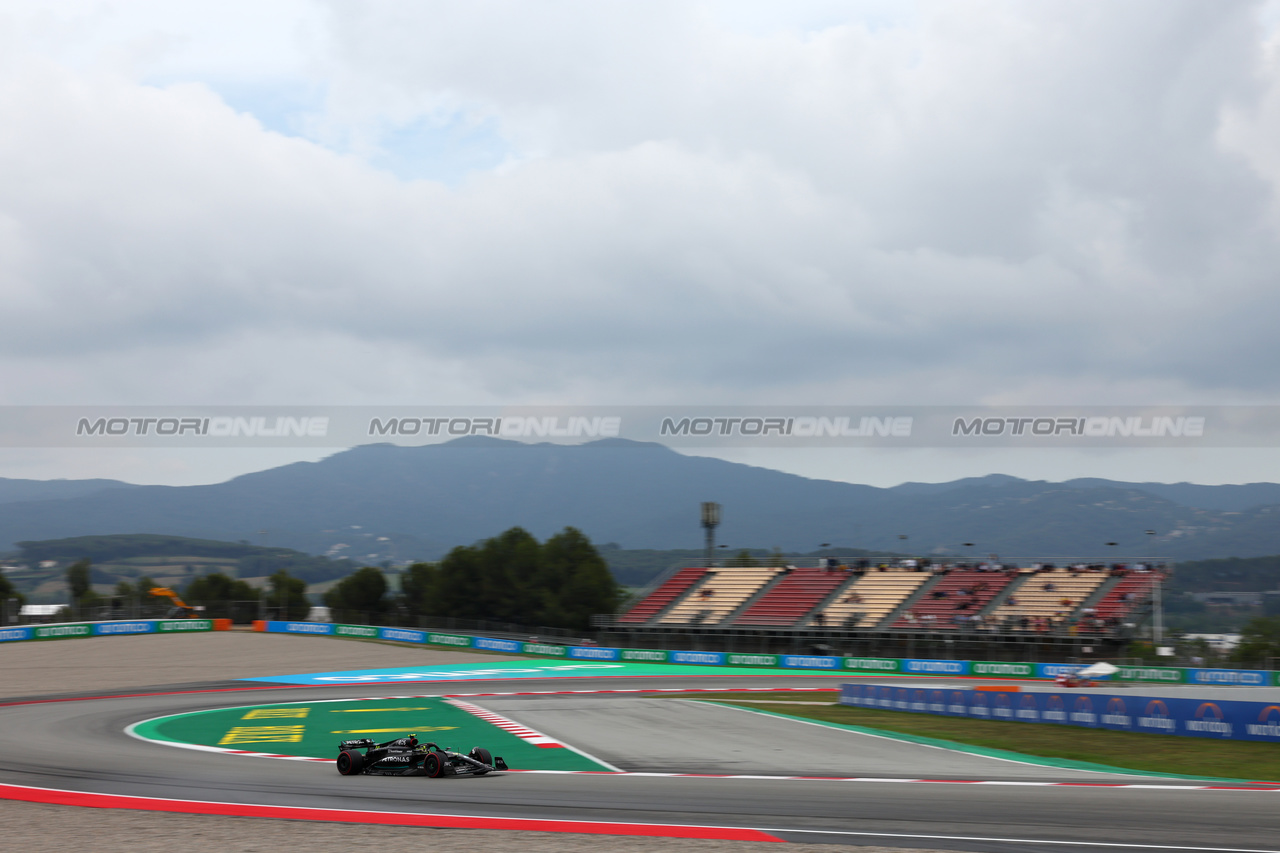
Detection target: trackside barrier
<box><xmin>728</xmin><ymin>654</ymin><xmax>779</xmax><ymax>667</ymax></box>
<box><xmin>0</xmin><ymin>619</ymin><xmax>226</xmax><ymax>643</ymax></box>
<box><xmin>902</xmin><ymin>658</ymin><xmax>970</xmax><ymax>676</ymax></box>
<box><xmin>843</xmin><ymin>657</ymin><xmax>900</xmax><ymax>673</ymax></box>
<box><xmin>245</xmin><ymin>622</ymin><xmax>1280</xmax><ymax>685</ymax></box>
<box><xmin>840</xmin><ymin>682</ymin><xmax>1280</xmax><ymax>743</ymax></box>
<box><xmin>1186</xmin><ymin>668</ymin><xmax>1269</xmax><ymax>686</ymax></box>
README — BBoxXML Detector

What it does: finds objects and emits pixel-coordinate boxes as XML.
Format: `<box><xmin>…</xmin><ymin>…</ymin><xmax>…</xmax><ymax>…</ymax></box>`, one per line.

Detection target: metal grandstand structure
<box><xmin>596</xmin><ymin>559</ymin><xmax>1169</xmax><ymax>663</ymax></box>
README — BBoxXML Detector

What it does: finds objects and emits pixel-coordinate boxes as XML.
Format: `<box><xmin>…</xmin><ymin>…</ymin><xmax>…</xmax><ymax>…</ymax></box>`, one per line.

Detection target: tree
<box><xmin>1232</xmin><ymin>616</ymin><xmax>1280</xmax><ymax>664</ymax></box>
<box><xmin>538</xmin><ymin>527</ymin><xmax>622</xmax><ymax>630</ymax></box>
<box><xmin>0</xmin><ymin>573</ymin><xmax>23</xmax><ymax>624</ymax></box>
<box><xmin>324</xmin><ymin>567</ymin><xmax>387</xmax><ymax>618</ymax></box>
<box><xmin>404</xmin><ymin>526</ymin><xmax>620</xmax><ymax>631</ymax></box>
<box><xmin>184</xmin><ymin>572</ymin><xmax>260</xmax><ymax>621</ymax></box>
<box><xmin>401</xmin><ymin>562</ymin><xmax>440</xmax><ymax>614</ymax></box>
<box><xmin>266</xmin><ymin>570</ymin><xmax>309</xmax><ymax>620</ymax></box>
<box><xmin>66</xmin><ymin>559</ymin><xmax>92</xmax><ymax>601</ymax></box>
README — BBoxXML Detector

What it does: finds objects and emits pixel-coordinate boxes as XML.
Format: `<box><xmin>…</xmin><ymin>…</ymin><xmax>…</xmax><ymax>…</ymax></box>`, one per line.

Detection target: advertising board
<box><xmin>568</xmin><ymin>646</ymin><xmax>621</xmax><ymax>661</ymax></box>
<box><xmin>378</xmin><ymin>627</ymin><xmax>426</xmax><ymax>644</ymax></box>
<box><xmin>669</xmin><ymin>650</ymin><xmax>726</xmax><ymax>665</ymax></box>
<box><xmin>839</xmin><ymin>683</ymin><xmax>1280</xmax><ymax>742</ymax></box>
<box><xmin>901</xmin><ymin>658</ymin><xmax>969</xmax><ymax>675</ymax></box>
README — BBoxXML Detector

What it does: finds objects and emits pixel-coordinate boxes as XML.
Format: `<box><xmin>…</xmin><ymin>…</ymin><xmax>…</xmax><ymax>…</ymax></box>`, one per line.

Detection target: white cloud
<box><xmin>2</xmin><ymin>1</ymin><xmax>1280</xmax><ymax>484</ymax></box>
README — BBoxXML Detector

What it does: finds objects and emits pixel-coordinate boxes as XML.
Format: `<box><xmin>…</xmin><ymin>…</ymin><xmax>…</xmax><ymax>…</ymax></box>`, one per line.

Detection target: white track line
<box><xmin>444</xmin><ymin>698</ymin><xmax>624</xmax><ymax>772</ymax></box>
<box><xmin>767</xmin><ymin>826</ymin><xmax>1280</xmax><ymax>852</ymax></box>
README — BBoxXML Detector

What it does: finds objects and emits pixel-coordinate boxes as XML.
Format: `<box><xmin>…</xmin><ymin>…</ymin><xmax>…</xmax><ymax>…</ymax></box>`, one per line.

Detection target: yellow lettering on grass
<box><xmin>330</xmin><ymin>707</ymin><xmax>432</xmax><ymax>713</ymax></box>
<box><xmin>330</xmin><ymin>727</ymin><xmax>457</xmax><ymax>734</ymax></box>
<box><xmin>242</xmin><ymin>708</ymin><xmax>310</xmax><ymax>719</ymax></box>
<box><xmin>219</xmin><ymin>725</ymin><xmax>305</xmax><ymax>745</ymax></box>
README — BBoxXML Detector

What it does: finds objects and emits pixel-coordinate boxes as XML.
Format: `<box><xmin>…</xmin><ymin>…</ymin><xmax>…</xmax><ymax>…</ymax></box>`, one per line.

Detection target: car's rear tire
<box><xmin>422</xmin><ymin>752</ymin><xmax>444</xmax><ymax>778</ymax></box>
<box><xmin>337</xmin><ymin>750</ymin><xmax>364</xmax><ymax>776</ymax></box>
<box><xmin>469</xmin><ymin>747</ymin><xmax>493</xmax><ymax>766</ymax></box>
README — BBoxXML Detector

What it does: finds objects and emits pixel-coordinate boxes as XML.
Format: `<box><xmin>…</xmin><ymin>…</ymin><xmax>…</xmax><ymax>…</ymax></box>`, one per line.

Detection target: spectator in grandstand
<box><xmin>812</xmin><ymin>610</ymin><xmax>826</xmax><ymax>626</ymax></box>
<box><xmin>1042</xmin><ymin>581</ymin><xmax>1056</xmax><ymax>592</ymax></box>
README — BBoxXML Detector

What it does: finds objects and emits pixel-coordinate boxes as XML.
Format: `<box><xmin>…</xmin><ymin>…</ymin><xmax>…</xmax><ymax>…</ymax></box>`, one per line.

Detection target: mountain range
<box><xmin>2</xmin><ymin>437</ymin><xmax>1280</xmax><ymax>563</ymax></box>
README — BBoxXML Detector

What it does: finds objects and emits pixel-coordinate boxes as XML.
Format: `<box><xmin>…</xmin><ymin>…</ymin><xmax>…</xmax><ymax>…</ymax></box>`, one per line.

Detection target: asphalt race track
<box><xmin>2</xmin><ymin>668</ymin><xmax>1279</xmax><ymax>853</ymax></box>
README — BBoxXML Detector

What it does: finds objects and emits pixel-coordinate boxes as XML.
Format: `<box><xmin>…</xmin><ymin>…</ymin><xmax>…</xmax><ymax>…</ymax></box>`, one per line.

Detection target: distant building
<box><xmin>20</xmin><ymin>604</ymin><xmax>67</xmax><ymax>622</ymax></box>
<box><xmin>1189</xmin><ymin>591</ymin><xmax>1264</xmax><ymax>607</ymax></box>
<box><xmin>1184</xmin><ymin>633</ymin><xmax>1242</xmax><ymax>651</ymax></box>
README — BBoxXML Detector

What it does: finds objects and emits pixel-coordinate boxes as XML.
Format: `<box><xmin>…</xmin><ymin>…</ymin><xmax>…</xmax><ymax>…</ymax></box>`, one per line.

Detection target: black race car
<box><xmin>335</xmin><ymin>735</ymin><xmax>508</xmax><ymax>777</ymax></box>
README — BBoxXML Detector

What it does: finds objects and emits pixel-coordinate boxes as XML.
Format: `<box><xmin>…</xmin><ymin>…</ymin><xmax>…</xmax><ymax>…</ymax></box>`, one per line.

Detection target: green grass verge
<box><xmin>673</xmin><ymin>692</ymin><xmax>1280</xmax><ymax>783</ymax></box>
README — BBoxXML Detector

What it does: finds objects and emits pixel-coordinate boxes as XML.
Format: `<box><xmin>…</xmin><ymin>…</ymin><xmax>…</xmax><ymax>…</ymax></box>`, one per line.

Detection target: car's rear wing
<box><xmin>338</xmin><ymin>738</ymin><xmax>376</xmax><ymax>751</ymax></box>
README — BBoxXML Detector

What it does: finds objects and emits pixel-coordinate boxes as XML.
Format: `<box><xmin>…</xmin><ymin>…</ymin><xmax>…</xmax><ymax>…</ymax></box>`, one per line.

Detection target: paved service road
<box><xmin>2</xmin><ymin>674</ymin><xmax>1279</xmax><ymax>853</ymax></box>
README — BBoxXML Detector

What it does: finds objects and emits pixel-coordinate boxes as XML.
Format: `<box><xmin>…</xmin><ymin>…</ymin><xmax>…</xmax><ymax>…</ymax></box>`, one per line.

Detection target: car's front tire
<box><xmin>469</xmin><ymin>747</ymin><xmax>493</xmax><ymax>767</ymax></box>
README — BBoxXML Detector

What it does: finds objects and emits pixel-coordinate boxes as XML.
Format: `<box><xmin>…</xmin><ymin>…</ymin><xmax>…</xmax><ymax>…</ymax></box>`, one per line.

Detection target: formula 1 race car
<box><xmin>335</xmin><ymin>735</ymin><xmax>508</xmax><ymax>777</ymax></box>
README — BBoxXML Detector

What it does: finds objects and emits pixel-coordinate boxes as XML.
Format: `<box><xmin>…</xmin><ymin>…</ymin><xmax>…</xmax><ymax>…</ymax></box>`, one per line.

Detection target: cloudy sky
<box><xmin>2</xmin><ymin>0</ymin><xmax>1280</xmax><ymax>487</ymax></box>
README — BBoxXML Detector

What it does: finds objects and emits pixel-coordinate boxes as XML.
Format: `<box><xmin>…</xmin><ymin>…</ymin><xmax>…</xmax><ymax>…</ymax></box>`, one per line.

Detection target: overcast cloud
<box><xmin>2</xmin><ymin>1</ymin><xmax>1280</xmax><ymax>486</ymax></box>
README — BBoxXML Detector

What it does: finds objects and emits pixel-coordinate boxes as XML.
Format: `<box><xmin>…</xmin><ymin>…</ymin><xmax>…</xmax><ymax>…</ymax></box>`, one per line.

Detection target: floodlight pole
<box><xmin>1147</xmin><ymin>530</ymin><xmax>1162</xmax><ymax>647</ymax></box>
<box><xmin>701</xmin><ymin>503</ymin><xmax>721</xmax><ymax>568</ymax></box>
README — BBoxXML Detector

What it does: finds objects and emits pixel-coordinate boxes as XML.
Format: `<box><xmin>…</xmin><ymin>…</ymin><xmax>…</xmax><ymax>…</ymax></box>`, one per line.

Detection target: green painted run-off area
<box><xmin>130</xmin><ymin>697</ymin><xmax>612</xmax><ymax>772</ymax></box>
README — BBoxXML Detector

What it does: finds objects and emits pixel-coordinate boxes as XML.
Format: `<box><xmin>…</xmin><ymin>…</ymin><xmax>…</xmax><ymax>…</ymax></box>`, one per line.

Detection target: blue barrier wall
<box><xmin>782</xmin><ymin>654</ymin><xmax>840</xmax><ymax>669</ymax></box>
<box><xmin>1185</xmin><ymin>668</ymin><xmax>1270</xmax><ymax>686</ymax></box>
<box><xmin>472</xmin><ymin>636</ymin><xmax>521</xmax><ymax>653</ymax></box>
<box><xmin>669</xmin><ymin>651</ymin><xmax>726</xmax><ymax>665</ymax></box>
<box><xmin>378</xmin><ymin>627</ymin><xmax>426</xmax><ymax>644</ymax></box>
<box><xmin>902</xmin><ymin>658</ymin><xmax>970</xmax><ymax>675</ymax></box>
<box><xmin>839</xmin><ymin>682</ymin><xmax>1280</xmax><ymax>742</ymax></box>
<box><xmin>568</xmin><ymin>646</ymin><xmax>621</xmax><ymax>661</ymax></box>
<box><xmin>264</xmin><ymin>621</ymin><xmax>334</xmax><ymax>635</ymax></box>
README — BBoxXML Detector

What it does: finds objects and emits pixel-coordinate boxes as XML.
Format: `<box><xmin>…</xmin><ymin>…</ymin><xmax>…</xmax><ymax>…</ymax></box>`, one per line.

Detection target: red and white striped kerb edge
<box><xmin>443</xmin><ymin>698</ymin><xmax>564</xmax><ymax>748</ymax></box>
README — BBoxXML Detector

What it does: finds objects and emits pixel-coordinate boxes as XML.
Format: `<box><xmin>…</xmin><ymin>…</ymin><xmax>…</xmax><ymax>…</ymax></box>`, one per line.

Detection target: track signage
<box><xmin>840</xmin><ymin>683</ymin><xmax>1280</xmax><ymax>743</ymax></box>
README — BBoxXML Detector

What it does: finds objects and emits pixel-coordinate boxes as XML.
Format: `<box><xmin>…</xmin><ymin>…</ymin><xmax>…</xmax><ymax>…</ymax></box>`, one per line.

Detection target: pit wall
<box><xmin>250</xmin><ymin>620</ymin><xmax>1280</xmax><ymax>687</ymax></box>
<box><xmin>0</xmin><ymin>619</ymin><xmax>229</xmax><ymax>642</ymax></box>
<box><xmin>839</xmin><ymin>682</ymin><xmax>1280</xmax><ymax>742</ymax></box>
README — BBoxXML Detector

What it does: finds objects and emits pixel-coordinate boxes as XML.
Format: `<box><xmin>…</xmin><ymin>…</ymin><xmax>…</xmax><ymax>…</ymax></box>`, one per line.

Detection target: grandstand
<box><xmin>601</xmin><ymin>559</ymin><xmax>1165</xmax><ymax>662</ymax></box>
<box><xmin>892</xmin><ymin>568</ymin><xmax>1015</xmax><ymax>629</ymax></box>
<box><xmin>658</xmin><ymin>565</ymin><xmax>785</xmax><ymax>626</ymax></box>
<box><xmin>733</xmin><ymin>566</ymin><xmax>851</xmax><ymax>626</ymax></box>
<box><xmin>617</xmin><ymin>566</ymin><xmax>708</xmax><ymax>624</ymax></box>
<box><xmin>807</xmin><ymin>569</ymin><xmax>930</xmax><ymax>629</ymax></box>
<box><xmin>986</xmin><ymin>568</ymin><xmax>1108</xmax><ymax>629</ymax></box>
<box><xmin>1090</xmin><ymin>569</ymin><xmax>1164</xmax><ymax>624</ymax></box>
